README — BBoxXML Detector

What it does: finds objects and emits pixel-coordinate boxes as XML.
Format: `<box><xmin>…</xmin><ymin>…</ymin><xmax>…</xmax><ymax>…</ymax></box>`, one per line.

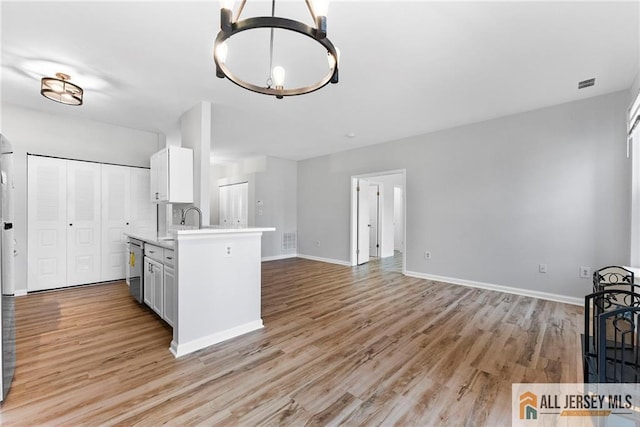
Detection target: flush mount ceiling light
<box><xmin>213</xmin><ymin>0</ymin><xmax>339</xmax><ymax>99</ymax></box>
<box><xmin>40</xmin><ymin>73</ymin><xmax>83</xmax><ymax>106</ymax></box>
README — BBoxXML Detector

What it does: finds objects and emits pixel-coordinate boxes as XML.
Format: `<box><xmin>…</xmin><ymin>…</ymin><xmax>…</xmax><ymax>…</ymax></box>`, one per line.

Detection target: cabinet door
<box><xmin>143</xmin><ymin>257</ymin><xmax>153</xmax><ymax>307</ymax></box>
<box><xmin>151</xmin><ymin>259</ymin><xmax>163</xmax><ymax>316</ymax></box>
<box><xmin>130</xmin><ymin>168</ymin><xmax>157</xmax><ymax>236</ymax></box>
<box><xmin>67</xmin><ymin>160</ymin><xmax>102</xmax><ymax>286</ymax></box>
<box><xmin>163</xmin><ymin>266</ymin><xmax>175</xmax><ymax>327</ymax></box>
<box><xmin>27</xmin><ymin>156</ymin><xmax>68</xmax><ymax>291</ymax></box>
<box><xmin>154</xmin><ymin>149</ymin><xmax>169</xmax><ymax>202</ymax></box>
<box><xmin>101</xmin><ymin>164</ymin><xmax>130</xmax><ymax>282</ymax></box>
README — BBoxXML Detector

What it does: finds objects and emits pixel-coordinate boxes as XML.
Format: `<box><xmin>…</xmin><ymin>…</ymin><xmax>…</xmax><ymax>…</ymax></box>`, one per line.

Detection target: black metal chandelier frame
<box><xmin>213</xmin><ymin>0</ymin><xmax>339</xmax><ymax>99</ymax></box>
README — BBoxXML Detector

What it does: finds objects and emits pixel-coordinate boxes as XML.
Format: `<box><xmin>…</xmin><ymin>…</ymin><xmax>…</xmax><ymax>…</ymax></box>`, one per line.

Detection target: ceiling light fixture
<box><xmin>40</xmin><ymin>73</ymin><xmax>83</xmax><ymax>106</ymax></box>
<box><xmin>213</xmin><ymin>0</ymin><xmax>339</xmax><ymax>99</ymax></box>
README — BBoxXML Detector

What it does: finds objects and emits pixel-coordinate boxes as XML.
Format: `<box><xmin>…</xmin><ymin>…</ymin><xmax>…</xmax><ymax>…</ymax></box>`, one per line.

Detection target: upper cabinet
<box><xmin>150</xmin><ymin>146</ymin><xmax>193</xmax><ymax>204</ymax></box>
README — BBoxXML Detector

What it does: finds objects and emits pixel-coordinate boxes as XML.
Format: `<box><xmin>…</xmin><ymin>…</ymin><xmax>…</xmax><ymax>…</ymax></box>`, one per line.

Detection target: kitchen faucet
<box><xmin>180</xmin><ymin>206</ymin><xmax>202</xmax><ymax>229</ymax></box>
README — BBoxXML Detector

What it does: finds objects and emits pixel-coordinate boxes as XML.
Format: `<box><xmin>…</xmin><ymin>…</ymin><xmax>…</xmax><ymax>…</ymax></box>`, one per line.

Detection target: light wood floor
<box><xmin>0</xmin><ymin>256</ymin><xmax>583</xmax><ymax>425</ymax></box>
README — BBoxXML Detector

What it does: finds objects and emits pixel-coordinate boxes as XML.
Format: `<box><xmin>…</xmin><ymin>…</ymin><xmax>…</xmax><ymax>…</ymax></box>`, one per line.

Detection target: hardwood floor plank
<box><xmin>0</xmin><ymin>255</ymin><xmax>583</xmax><ymax>425</ymax></box>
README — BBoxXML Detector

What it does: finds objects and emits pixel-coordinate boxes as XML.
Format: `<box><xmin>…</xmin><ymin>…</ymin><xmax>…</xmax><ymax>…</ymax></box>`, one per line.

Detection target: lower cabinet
<box><xmin>143</xmin><ymin>257</ymin><xmax>153</xmax><ymax>307</ymax></box>
<box><xmin>143</xmin><ymin>245</ymin><xmax>176</xmax><ymax>327</ymax></box>
<box><xmin>144</xmin><ymin>256</ymin><xmax>164</xmax><ymax>318</ymax></box>
<box><xmin>163</xmin><ymin>266</ymin><xmax>176</xmax><ymax>327</ymax></box>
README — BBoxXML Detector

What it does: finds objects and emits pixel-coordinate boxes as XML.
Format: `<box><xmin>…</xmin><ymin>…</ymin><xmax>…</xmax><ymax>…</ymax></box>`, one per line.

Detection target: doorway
<box><xmin>350</xmin><ymin>170</ymin><xmax>406</xmax><ymax>274</ymax></box>
<box><xmin>219</xmin><ymin>182</ymin><xmax>248</xmax><ymax>228</ymax></box>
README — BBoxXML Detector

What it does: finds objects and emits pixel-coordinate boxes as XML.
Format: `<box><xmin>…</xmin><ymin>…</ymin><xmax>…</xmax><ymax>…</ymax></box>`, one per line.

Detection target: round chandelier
<box><xmin>213</xmin><ymin>0</ymin><xmax>339</xmax><ymax>99</ymax></box>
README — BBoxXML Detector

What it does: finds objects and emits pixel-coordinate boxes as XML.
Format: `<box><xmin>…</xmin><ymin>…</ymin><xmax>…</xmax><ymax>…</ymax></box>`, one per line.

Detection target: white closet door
<box><xmin>219</xmin><ymin>185</ymin><xmax>230</xmax><ymax>227</ymax></box>
<box><xmin>27</xmin><ymin>156</ymin><xmax>68</xmax><ymax>291</ymax></box>
<box><xmin>101</xmin><ymin>164</ymin><xmax>130</xmax><ymax>282</ymax></box>
<box><xmin>67</xmin><ymin>160</ymin><xmax>102</xmax><ymax>286</ymax></box>
<box><xmin>130</xmin><ymin>168</ymin><xmax>156</xmax><ymax>236</ymax></box>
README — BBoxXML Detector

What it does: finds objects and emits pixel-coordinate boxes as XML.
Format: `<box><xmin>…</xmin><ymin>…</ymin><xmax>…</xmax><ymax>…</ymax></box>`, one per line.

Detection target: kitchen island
<box><xmin>127</xmin><ymin>227</ymin><xmax>274</xmax><ymax>357</ymax></box>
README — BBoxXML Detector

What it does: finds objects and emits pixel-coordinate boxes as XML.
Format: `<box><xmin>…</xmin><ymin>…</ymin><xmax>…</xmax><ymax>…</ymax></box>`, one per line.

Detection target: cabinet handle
<box><xmin>69</xmin><ymin>223</ymin><xmax>73</xmax><ymax>226</ymax></box>
<box><xmin>148</xmin><ymin>250</ymin><xmax>155</xmax><ymax>254</ymax></box>
<box><xmin>166</xmin><ymin>256</ymin><xmax>173</xmax><ymax>260</ymax></box>
<box><xmin>126</xmin><ymin>222</ymin><xmax>130</xmax><ymax>225</ymax></box>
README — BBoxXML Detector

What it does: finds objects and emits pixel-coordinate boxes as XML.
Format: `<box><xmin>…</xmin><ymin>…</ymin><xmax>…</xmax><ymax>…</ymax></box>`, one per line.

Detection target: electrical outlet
<box><xmin>538</xmin><ymin>263</ymin><xmax>547</xmax><ymax>274</ymax></box>
<box><xmin>224</xmin><ymin>244</ymin><xmax>232</xmax><ymax>257</ymax></box>
<box><xmin>580</xmin><ymin>266</ymin><xmax>592</xmax><ymax>279</ymax></box>
<box><xmin>424</xmin><ymin>251</ymin><xmax>431</xmax><ymax>260</ymax></box>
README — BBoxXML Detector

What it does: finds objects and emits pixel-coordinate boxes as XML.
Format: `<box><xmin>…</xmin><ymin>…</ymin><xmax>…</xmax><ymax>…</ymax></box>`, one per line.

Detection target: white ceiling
<box><xmin>1</xmin><ymin>1</ymin><xmax>639</xmax><ymax>162</ymax></box>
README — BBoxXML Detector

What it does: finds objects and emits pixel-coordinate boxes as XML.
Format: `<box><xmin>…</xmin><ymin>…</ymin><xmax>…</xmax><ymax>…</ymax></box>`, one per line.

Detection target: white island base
<box><xmin>169</xmin><ymin>227</ymin><xmax>274</xmax><ymax>357</ymax></box>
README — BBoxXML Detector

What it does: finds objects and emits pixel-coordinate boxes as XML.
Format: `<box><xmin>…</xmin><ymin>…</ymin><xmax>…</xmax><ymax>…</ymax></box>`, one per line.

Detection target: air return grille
<box><xmin>282</xmin><ymin>232</ymin><xmax>297</xmax><ymax>250</ymax></box>
<box><xmin>578</xmin><ymin>78</ymin><xmax>596</xmax><ymax>89</ymax></box>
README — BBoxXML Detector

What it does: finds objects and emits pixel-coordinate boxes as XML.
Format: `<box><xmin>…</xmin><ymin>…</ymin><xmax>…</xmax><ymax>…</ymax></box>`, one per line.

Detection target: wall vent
<box><xmin>282</xmin><ymin>232</ymin><xmax>297</xmax><ymax>250</ymax></box>
<box><xmin>578</xmin><ymin>78</ymin><xmax>596</xmax><ymax>89</ymax></box>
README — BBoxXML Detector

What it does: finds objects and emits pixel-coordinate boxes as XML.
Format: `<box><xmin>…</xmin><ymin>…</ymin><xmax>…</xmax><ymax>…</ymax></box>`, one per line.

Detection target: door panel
<box><xmin>357</xmin><ymin>180</ymin><xmax>370</xmax><ymax>265</ymax></box>
<box><xmin>27</xmin><ymin>156</ymin><xmax>67</xmax><ymax>291</ymax></box>
<box><xmin>67</xmin><ymin>160</ymin><xmax>101</xmax><ymax>286</ymax></box>
<box><xmin>130</xmin><ymin>168</ymin><xmax>156</xmax><ymax>236</ymax></box>
<box><xmin>369</xmin><ymin>185</ymin><xmax>379</xmax><ymax>258</ymax></box>
<box><xmin>101</xmin><ymin>165</ymin><xmax>130</xmax><ymax>281</ymax></box>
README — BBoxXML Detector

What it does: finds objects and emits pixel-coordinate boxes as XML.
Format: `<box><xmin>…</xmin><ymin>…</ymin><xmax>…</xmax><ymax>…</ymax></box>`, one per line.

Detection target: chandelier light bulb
<box><xmin>216</xmin><ymin>41</ymin><xmax>229</xmax><ymax>63</ymax></box>
<box><xmin>312</xmin><ymin>0</ymin><xmax>329</xmax><ymax>17</ymax></box>
<box><xmin>220</xmin><ymin>0</ymin><xmax>235</xmax><ymax>11</ymax></box>
<box><xmin>272</xmin><ymin>66</ymin><xmax>286</xmax><ymax>88</ymax></box>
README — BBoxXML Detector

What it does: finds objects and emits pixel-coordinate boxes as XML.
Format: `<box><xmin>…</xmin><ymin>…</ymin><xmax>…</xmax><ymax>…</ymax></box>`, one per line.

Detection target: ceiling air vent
<box><xmin>578</xmin><ymin>78</ymin><xmax>596</xmax><ymax>89</ymax></box>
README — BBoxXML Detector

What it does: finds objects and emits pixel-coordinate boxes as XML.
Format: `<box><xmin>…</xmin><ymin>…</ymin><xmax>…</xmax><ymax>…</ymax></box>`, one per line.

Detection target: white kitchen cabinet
<box><xmin>150</xmin><ymin>146</ymin><xmax>193</xmax><ymax>204</ymax></box>
<box><xmin>101</xmin><ymin>165</ymin><xmax>157</xmax><ymax>282</ymax></box>
<box><xmin>163</xmin><ymin>266</ymin><xmax>176</xmax><ymax>327</ymax></box>
<box><xmin>143</xmin><ymin>257</ymin><xmax>153</xmax><ymax>307</ymax></box>
<box><xmin>143</xmin><ymin>244</ymin><xmax>174</xmax><ymax>323</ymax></box>
<box><xmin>144</xmin><ymin>256</ymin><xmax>163</xmax><ymax>317</ymax></box>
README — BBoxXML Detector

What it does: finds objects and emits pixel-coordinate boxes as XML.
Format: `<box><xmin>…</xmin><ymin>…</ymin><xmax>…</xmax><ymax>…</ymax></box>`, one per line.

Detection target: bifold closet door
<box><xmin>130</xmin><ymin>168</ymin><xmax>156</xmax><ymax>237</ymax></box>
<box><xmin>66</xmin><ymin>160</ymin><xmax>102</xmax><ymax>287</ymax></box>
<box><xmin>27</xmin><ymin>156</ymin><xmax>68</xmax><ymax>291</ymax></box>
<box><xmin>101</xmin><ymin>164</ymin><xmax>131</xmax><ymax>282</ymax></box>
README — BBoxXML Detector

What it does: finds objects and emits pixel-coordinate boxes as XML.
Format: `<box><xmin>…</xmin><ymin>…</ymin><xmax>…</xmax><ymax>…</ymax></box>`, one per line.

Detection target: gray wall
<box><xmin>1</xmin><ymin>104</ymin><xmax>161</xmax><ymax>293</ymax></box>
<box><xmin>211</xmin><ymin>156</ymin><xmax>297</xmax><ymax>259</ymax></box>
<box><xmin>298</xmin><ymin>91</ymin><xmax>630</xmax><ymax>299</ymax></box>
<box><xmin>255</xmin><ymin>156</ymin><xmax>297</xmax><ymax>259</ymax></box>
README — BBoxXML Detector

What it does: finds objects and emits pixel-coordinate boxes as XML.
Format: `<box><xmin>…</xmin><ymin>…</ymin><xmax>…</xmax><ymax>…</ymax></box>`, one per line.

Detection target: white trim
<box><xmin>262</xmin><ymin>253</ymin><xmax>298</xmax><ymax>262</ymax></box>
<box><xmin>405</xmin><ymin>270</ymin><xmax>583</xmax><ymax>306</ymax></box>
<box><xmin>296</xmin><ymin>254</ymin><xmax>351</xmax><ymax>267</ymax></box>
<box><xmin>14</xmin><ymin>290</ymin><xmax>27</xmax><ymax>297</ymax></box>
<box><xmin>170</xmin><ymin>320</ymin><xmax>264</xmax><ymax>358</ymax></box>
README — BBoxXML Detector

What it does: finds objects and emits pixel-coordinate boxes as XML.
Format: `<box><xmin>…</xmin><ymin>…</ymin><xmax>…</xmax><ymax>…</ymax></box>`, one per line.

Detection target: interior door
<box><xmin>27</xmin><ymin>156</ymin><xmax>68</xmax><ymax>291</ymax></box>
<box><xmin>130</xmin><ymin>168</ymin><xmax>156</xmax><ymax>236</ymax></box>
<box><xmin>369</xmin><ymin>184</ymin><xmax>379</xmax><ymax>258</ymax></box>
<box><xmin>357</xmin><ymin>179</ymin><xmax>370</xmax><ymax>265</ymax></box>
<box><xmin>101</xmin><ymin>164</ymin><xmax>130</xmax><ymax>282</ymax></box>
<box><xmin>67</xmin><ymin>160</ymin><xmax>102</xmax><ymax>286</ymax></box>
<box><xmin>220</xmin><ymin>182</ymin><xmax>248</xmax><ymax>228</ymax></box>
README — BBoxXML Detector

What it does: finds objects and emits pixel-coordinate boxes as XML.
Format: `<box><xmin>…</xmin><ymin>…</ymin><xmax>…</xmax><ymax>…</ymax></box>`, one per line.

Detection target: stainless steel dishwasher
<box><xmin>127</xmin><ymin>238</ymin><xmax>144</xmax><ymax>303</ymax></box>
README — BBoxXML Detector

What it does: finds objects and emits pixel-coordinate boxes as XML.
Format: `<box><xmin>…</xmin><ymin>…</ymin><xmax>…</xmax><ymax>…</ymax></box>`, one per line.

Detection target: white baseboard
<box><xmin>262</xmin><ymin>253</ymin><xmax>298</xmax><ymax>262</ymax></box>
<box><xmin>169</xmin><ymin>319</ymin><xmax>264</xmax><ymax>358</ymax></box>
<box><xmin>404</xmin><ymin>270</ymin><xmax>583</xmax><ymax>306</ymax></box>
<box><xmin>296</xmin><ymin>254</ymin><xmax>351</xmax><ymax>267</ymax></box>
<box><xmin>14</xmin><ymin>289</ymin><xmax>27</xmax><ymax>297</ymax></box>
